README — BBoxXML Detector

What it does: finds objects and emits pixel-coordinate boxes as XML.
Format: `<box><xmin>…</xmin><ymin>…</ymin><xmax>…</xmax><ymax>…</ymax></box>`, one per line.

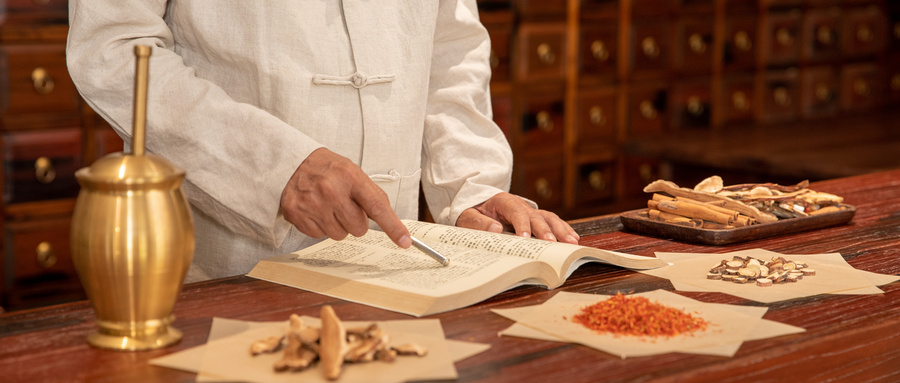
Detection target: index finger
<box><xmin>351</xmin><ymin>180</ymin><xmax>411</xmax><ymax>248</ymax></box>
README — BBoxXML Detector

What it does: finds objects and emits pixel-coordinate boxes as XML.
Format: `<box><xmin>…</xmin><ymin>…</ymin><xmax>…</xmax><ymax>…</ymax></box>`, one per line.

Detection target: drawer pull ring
<box><xmin>639</xmin><ymin>164</ymin><xmax>655</xmax><ymax>183</ymax></box>
<box><xmin>687</xmin><ymin>96</ymin><xmax>704</xmax><ymax>116</ymax></box>
<box><xmin>856</xmin><ymin>24</ymin><xmax>873</xmax><ymax>43</ymax></box>
<box><xmin>854</xmin><ymin>80</ymin><xmax>871</xmax><ymax>97</ymax></box>
<box><xmin>732</xmin><ymin>91</ymin><xmax>750</xmax><ymax>111</ymax></box>
<box><xmin>31</xmin><ymin>67</ymin><xmax>55</xmax><ymax>95</ymax></box>
<box><xmin>894</xmin><ymin>22</ymin><xmax>900</xmax><ymax>40</ymax></box>
<box><xmin>591</xmin><ymin>40</ymin><xmax>609</xmax><ymax>62</ymax></box>
<box><xmin>639</xmin><ymin>100</ymin><xmax>658</xmax><ymax>120</ymax></box>
<box><xmin>776</xmin><ymin>27</ymin><xmax>794</xmax><ymax>47</ymax></box>
<box><xmin>35</xmin><ymin>156</ymin><xmax>56</xmax><ymax>184</ymax></box>
<box><xmin>588</xmin><ymin>171</ymin><xmax>606</xmax><ymax>191</ymax></box>
<box><xmin>816</xmin><ymin>26</ymin><xmax>835</xmax><ymax>46</ymax></box>
<box><xmin>490</xmin><ymin>49</ymin><xmax>500</xmax><ymax>70</ymax></box>
<box><xmin>891</xmin><ymin>74</ymin><xmax>900</xmax><ymax>91</ymax></box>
<box><xmin>36</xmin><ymin>241</ymin><xmax>57</xmax><ymax>269</ymax></box>
<box><xmin>815</xmin><ymin>83</ymin><xmax>834</xmax><ymax>102</ymax></box>
<box><xmin>535</xmin><ymin>178</ymin><xmax>553</xmax><ymax>200</ymax></box>
<box><xmin>589</xmin><ymin>106</ymin><xmax>606</xmax><ymax>126</ymax></box>
<box><xmin>641</xmin><ymin>37</ymin><xmax>660</xmax><ymax>59</ymax></box>
<box><xmin>688</xmin><ymin>34</ymin><xmax>706</xmax><ymax>54</ymax></box>
<box><xmin>773</xmin><ymin>87</ymin><xmax>791</xmax><ymax>107</ymax></box>
<box><xmin>734</xmin><ymin>31</ymin><xmax>752</xmax><ymax>51</ymax></box>
<box><xmin>537</xmin><ymin>43</ymin><xmax>556</xmax><ymax>65</ymax></box>
<box><xmin>536</xmin><ymin>111</ymin><xmax>554</xmax><ymax>133</ymax></box>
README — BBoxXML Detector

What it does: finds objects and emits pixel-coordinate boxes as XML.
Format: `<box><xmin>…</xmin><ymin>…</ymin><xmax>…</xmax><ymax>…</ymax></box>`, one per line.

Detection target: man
<box><xmin>67</xmin><ymin>0</ymin><xmax>578</xmax><ymax>282</ymax></box>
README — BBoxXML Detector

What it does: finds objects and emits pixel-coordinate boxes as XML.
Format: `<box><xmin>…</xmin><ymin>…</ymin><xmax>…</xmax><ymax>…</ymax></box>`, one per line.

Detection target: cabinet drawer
<box><xmin>890</xmin><ymin>56</ymin><xmax>900</xmax><ymax>105</ymax></box>
<box><xmin>581</xmin><ymin>0</ymin><xmax>618</xmax><ymax>18</ymax></box>
<box><xmin>758</xmin><ymin>69</ymin><xmax>800</xmax><ymax>123</ymax></box>
<box><xmin>516</xmin><ymin>86</ymin><xmax>564</xmax><ymax>156</ymax></box>
<box><xmin>721</xmin><ymin>75</ymin><xmax>755</xmax><ymax>125</ymax></box>
<box><xmin>514</xmin><ymin>0</ymin><xmax>566</xmax><ymax>19</ymax></box>
<box><xmin>676</xmin><ymin>16</ymin><xmax>714</xmax><ymax>75</ymax></box>
<box><xmin>840</xmin><ymin>63</ymin><xmax>882</xmax><ymax>112</ymax></box>
<box><xmin>5</xmin><ymin>0</ymin><xmax>68</xmax><ymax>14</ymax></box>
<box><xmin>2</xmin><ymin>128</ymin><xmax>82</xmax><ymax>204</ymax></box>
<box><xmin>576</xmin><ymin>159</ymin><xmax>616</xmax><ymax>206</ymax></box>
<box><xmin>842</xmin><ymin>6</ymin><xmax>887</xmax><ymax>59</ymax></box>
<box><xmin>622</xmin><ymin>156</ymin><xmax>660</xmax><ymax>197</ymax></box>
<box><xmin>632</xmin><ymin>0</ymin><xmax>677</xmax><ymax>17</ymax></box>
<box><xmin>761</xmin><ymin>10</ymin><xmax>802</xmax><ymax>67</ymax></box>
<box><xmin>723</xmin><ymin>15</ymin><xmax>758</xmax><ymax>72</ymax></box>
<box><xmin>628</xmin><ymin>83</ymin><xmax>668</xmax><ymax>136</ymax></box>
<box><xmin>576</xmin><ymin>88</ymin><xmax>617</xmax><ymax>146</ymax></box>
<box><xmin>890</xmin><ymin>9</ymin><xmax>900</xmax><ymax>53</ymax></box>
<box><xmin>1</xmin><ymin>44</ymin><xmax>80</xmax><ymax>119</ymax></box>
<box><xmin>4</xmin><ymin>217</ymin><xmax>76</xmax><ymax>284</ymax></box>
<box><xmin>483</xmin><ymin>12</ymin><xmax>512</xmax><ymax>84</ymax></box>
<box><xmin>800</xmin><ymin>66</ymin><xmax>839</xmax><ymax>118</ymax></box>
<box><xmin>579</xmin><ymin>23</ymin><xmax>618</xmax><ymax>83</ymax></box>
<box><xmin>514</xmin><ymin>23</ymin><xmax>567</xmax><ymax>82</ymax></box>
<box><xmin>630</xmin><ymin>19</ymin><xmax>672</xmax><ymax>79</ymax></box>
<box><xmin>670</xmin><ymin>79</ymin><xmax>711</xmax><ymax>130</ymax></box>
<box><xmin>514</xmin><ymin>159</ymin><xmax>563</xmax><ymax>211</ymax></box>
<box><xmin>802</xmin><ymin>7</ymin><xmax>842</xmax><ymax>63</ymax></box>
<box><xmin>678</xmin><ymin>0</ymin><xmax>715</xmax><ymax>14</ymax></box>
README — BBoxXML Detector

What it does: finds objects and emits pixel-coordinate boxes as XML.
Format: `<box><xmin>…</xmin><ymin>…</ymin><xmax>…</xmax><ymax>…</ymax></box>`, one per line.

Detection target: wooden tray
<box><xmin>619</xmin><ymin>205</ymin><xmax>856</xmax><ymax>245</ymax></box>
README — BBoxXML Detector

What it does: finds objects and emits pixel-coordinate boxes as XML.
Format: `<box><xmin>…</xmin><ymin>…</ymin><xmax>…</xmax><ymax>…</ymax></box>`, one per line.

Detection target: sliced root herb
<box><xmin>572</xmin><ymin>293</ymin><xmax>709</xmax><ymax>338</ymax></box>
<box><xmin>707</xmin><ymin>256</ymin><xmax>815</xmax><ymax>287</ymax></box>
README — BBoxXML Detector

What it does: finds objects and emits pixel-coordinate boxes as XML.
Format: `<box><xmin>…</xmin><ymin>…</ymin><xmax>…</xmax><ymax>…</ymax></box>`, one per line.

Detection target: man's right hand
<box><xmin>280</xmin><ymin>148</ymin><xmax>411</xmax><ymax>248</ymax></box>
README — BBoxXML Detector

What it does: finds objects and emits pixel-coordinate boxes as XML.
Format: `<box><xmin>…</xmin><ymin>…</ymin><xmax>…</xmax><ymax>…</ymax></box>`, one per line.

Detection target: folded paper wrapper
<box><xmin>639</xmin><ymin>249</ymin><xmax>900</xmax><ymax>303</ymax></box>
<box><xmin>149</xmin><ymin>316</ymin><xmax>489</xmax><ymax>383</ymax></box>
<box><xmin>494</xmin><ymin>290</ymin><xmax>806</xmax><ymax>359</ymax></box>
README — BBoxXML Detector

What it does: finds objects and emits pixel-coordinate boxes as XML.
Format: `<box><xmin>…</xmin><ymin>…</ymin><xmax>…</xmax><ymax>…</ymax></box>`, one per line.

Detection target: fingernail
<box><xmin>489</xmin><ymin>222</ymin><xmax>503</xmax><ymax>233</ymax></box>
<box><xmin>545</xmin><ymin>233</ymin><xmax>557</xmax><ymax>241</ymax></box>
<box><xmin>399</xmin><ymin>235</ymin><xmax>411</xmax><ymax>248</ymax></box>
<box><xmin>567</xmin><ymin>235</ymin><xmax>579</xmax><ymax>244</ymax></box>
<box><xmin>521</xmin><ymin>231</ymin><xmax>530</xmax><ymax>238</ymax></box>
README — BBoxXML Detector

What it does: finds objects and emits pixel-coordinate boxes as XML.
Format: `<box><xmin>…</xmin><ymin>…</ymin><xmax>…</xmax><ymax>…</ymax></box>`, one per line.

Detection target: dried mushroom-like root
<box><xmin>320</xmin><ymin>305</ymin><xmax>348</xmax><ymax>380</ymax></box>
<box><xmin>274</xmin><ymin>314</ymin><xmax>319</xmax><ymax>372</ymax></box>
<box><xmin>393</xmin><ymin>343</ymin><xmax>429</xmax><ymax>357</ymax></box>
<box><xmin>644</xmin><ymin>179</ymin><xmax>778</xmax><ymax>223</ymax></box>
<box><xmin>250</xmin><ymin>335</ymin><xmax>284</xmax><ymax>356</ymax></box>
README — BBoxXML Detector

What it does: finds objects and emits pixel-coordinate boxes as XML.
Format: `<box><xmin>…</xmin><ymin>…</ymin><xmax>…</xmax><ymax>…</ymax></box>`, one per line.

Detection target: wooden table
<box><xmin>2</xmin><ymin>170</ymin><xmax>899</xmax><ymax>382</ymax></box>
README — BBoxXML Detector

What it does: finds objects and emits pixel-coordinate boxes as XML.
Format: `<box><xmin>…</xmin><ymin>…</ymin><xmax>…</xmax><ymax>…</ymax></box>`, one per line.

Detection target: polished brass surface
<box><xmin>71</xmin><ymin>45</ymin><xmax>194</xmax><ymax>351</ymax></box>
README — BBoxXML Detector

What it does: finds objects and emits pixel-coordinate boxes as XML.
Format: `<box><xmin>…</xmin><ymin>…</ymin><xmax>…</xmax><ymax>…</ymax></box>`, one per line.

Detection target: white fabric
<box><xmin>66</xmin><ymin>0</ymin><xmax>514</xmax><ymax>281</ymax></box>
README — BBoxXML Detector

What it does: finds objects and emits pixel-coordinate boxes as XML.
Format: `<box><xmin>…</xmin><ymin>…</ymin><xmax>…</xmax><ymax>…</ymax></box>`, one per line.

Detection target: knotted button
<box><xmin>350</xmin><ymin>72</ymin><xmax>368</xmax><ymax>89</ymax></box>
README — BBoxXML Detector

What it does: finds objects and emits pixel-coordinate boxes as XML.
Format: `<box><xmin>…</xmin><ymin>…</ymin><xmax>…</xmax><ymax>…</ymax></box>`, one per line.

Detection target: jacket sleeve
<box><xmin>421</xmin><ymin>0</ymin><xmax>518</xmax><ymax>226</ymax></box>
<box><xmin>66</xmin><ymin>0</ymin><xmax>322</xmax><ymax>247</ymax></box>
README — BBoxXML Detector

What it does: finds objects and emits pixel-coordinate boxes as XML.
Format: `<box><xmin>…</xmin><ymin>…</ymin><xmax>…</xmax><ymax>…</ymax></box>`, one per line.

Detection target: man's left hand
<box><xmin>456</xmin><ymin>192</ymin><xmax>579</xmax><ymax>244</ymax></box>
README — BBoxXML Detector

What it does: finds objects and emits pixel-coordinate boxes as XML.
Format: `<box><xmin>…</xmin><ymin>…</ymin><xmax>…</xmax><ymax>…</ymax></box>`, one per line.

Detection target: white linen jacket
<box><xmin>66</xmin><ymin>0</ymin><xmax>514</xmax><ymax>281</ymax></box>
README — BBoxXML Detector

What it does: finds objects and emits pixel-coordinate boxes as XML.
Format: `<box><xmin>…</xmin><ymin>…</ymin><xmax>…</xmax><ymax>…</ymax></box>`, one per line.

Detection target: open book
<box><xmin>247</xmin><ymin>220</ymin><xmax>667</xmax><ymax>316</ymax></box>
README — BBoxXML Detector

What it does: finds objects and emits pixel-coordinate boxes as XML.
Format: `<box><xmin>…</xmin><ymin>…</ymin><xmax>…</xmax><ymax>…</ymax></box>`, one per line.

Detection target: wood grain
<box><xmin>0</xmin><ymin>170</ymin><xmax>899</xmax><ymax>382</ymax></box>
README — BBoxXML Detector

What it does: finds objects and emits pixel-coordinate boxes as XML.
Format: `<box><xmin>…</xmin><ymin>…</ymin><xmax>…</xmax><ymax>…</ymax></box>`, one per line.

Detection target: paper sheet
<box><xmin>492</xmin><ymin>290</ymin><xmax>802</xmax><ymax>358</ymax></box>
<box><xmin>150</xmin><ymin>317</ymin><xmax>489</xmax><ymax>383</ymax></box>
<box><xmin>639</xmin><ymin>249</ymin><xmax>899</xmax><ymax>303</ymax></box>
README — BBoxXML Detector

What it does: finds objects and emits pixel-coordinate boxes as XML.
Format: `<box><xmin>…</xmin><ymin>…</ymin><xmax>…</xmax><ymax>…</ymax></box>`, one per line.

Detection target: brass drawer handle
<box><xmin>490</xmin><ymin>48</ymin><xmax>499</xmax><ymax>70</ymax></box>
<box><xmin>591</xmin><ymin>40</ymin><xmax>609</xmax><ymax>62</ymax></box>
<box><xmin>31</xmin><ymin>67</ymin><xmax>56</xmax><ymax>95</ymax></box>
<box><xmin>639</xmin><ymin>163</ymin><xmax>655</xmax><ymax>183</ymax></box>
<box><xmin>537</xmin><ymin>43</ymin><xmax>556</xmax><ymax>64</ymax></box>
<box><xmin>776</xmin><ymin>27</ymin><xmax>794</xmax><ymax>47</ymax></box>
<box><xmin>36</xmin><ymin>241</ymin><xmax>57</xmax><ymax>269</ymax></box>
<box><xmin>734</xmin><ymin>31</ymin><xmax>752</xmax><ymax>51</ymax></box>
<box><xmin>536</xmin><ymin>111</ymin><xmax>554</xmax><ymax>132</ymax></box>
<box><xmin>773</xmin><ymin>87</ymin><xmax>791</xmax><ymax>107</ymax></box>
<box><xmin>535</xmin><ymin>177</ymin><xmax>553</xmax><ymax>200</ymax></box>
<box><xmin>641</xmin><ymin>37</ymin><xmax>660</xmax><ymax>58</ymax></box>
<box><xmin>891</xmin><ymin>74</ymin><xmax>900</xmax><ymax>91</ymax></box>
<box><xmin>732</xmin><ymin>91</ymin><xmax>750</xmax><ymax>111</ymax></box>
<box><xmin>688</xmin><ymin>33</ymin><xmax>707</xmax><ymax>54</ymax></box>
<box><xmin>856</xmin><ymin>24</ymin><xmax>873</xmax><ymax>43</ymax></box>
<box><xmin>639</xmin><ymin>100</ymin><xmax>658</xmax><ymax>120</ymax></box>
<box><xmin>589</xmin><ymin>106</ymin><xmax>606</xmax><ymax>126</ymax></box>
<box><xmin>816</xmin><ymin>26</ymin><xmax>836</xmax><ymax>46</ymax></box>
<box><xmin>35</xmin><ymin>156</ymin><xmax>57</xmax><ymax>184</ymax></box>
<box><xmin>687</xmin><ymin>96</ymin><xmax>705</xmax><ymax>116</ymax></box>
<box><xmin>894</xmin><ymin>22</ymin><xmax>900</xmax><ymax>40</ymax></box>
<box><xmin>588</xmin><ymin>170</ymin><xmax>606</xmax><ymax>191</ymax></box>
<box><xmin>815</xmin><ymin>83</ymin><xmax>834</xmax><ymax>102</ymax></box>
<box><xmin>854</xmin><ymin>79</ymin><xmax>871</xmax><ymax>97</ymax></box>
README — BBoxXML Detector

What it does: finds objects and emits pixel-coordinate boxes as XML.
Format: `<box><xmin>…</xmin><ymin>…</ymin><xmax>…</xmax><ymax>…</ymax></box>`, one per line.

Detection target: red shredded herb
<box><xmin>572</xmin><ymin>293</ymin><xmax>709</xmax><ymax>338</ymax></box>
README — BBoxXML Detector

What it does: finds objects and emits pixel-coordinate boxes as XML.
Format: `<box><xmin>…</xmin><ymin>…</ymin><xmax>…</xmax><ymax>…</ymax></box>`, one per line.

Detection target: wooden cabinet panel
<box><xmin>758</xmin><ymin>69</ymin><xmax>800</xmax><ymax>123</ymax></box>
<box><xmin>1</xmin><ymin>44</ymin><xmax>79</xmax><ymax>123</ymax></box>
<box><xmin>670</xmin><ymin>79</ymin><xmax>711</xmax><ymax>130</ymax></box>
<box><xmin>483</xmin><ymin>11</ymin><xmax>513</xmax><ymax>84</ymax></box>
<box><xmin>800</xmin><ymin>66</ymin><xmax>839</xmax><ymax>118</ymax></box>
<box><xmin>514</xmin><ymin>23</ymin><xmax>567</xmax><ymax>82</ymax></box>
<box><xmin>629</xmin><ymin>19</ymin><xmax>672</xmax><ymax>79</ymax></box>
<box><xmin>579</xmin><ymin>22</ymin><xmax>618</xmax><ymax>83</ymax></box>
<box><xmin>514</xmin><ymin>158</ymin><xmax>563</xmax><ymax>211</ymax></box>
<box><xmin>628</xmin><ymin>83</ymin><xmax>668</xmax><ymax>136</ymax></box>
<box><xmin>576</xmin><ymin>159</ymin><xmax>616</xmax><ymax>206</ymax></box>
<box><xmin>95</xmin><ymin>125</ymin><xmax>125</xmax><ymax>158</ymax></box>
<box><xmin>840</xmin><ymin>63</ymin><xmax>882</xmax><ymax>112</ymax></box>
<box><xmin>514</xmin><ymin>0</ymin><xmax>566</xmax><ymax>19</ymax></box>
<box><xmin>576</xmin><ymin>88</ymin><xmax>617</xmax><ymax>147</ymax></box>
<box><xmin>2</xmin><ymin>127</ymin><xmax>81</xmax><ymax>204</ymax></box>
<box><xmin>842</xmin><ymin>5</ymin><xmax>887</xmax><ymax>59</ymax></box>
<box><xmin>632</xmin><ymin>0</ymin><xmax>677</xmax><ymax>17</ymax></box>
<box><xmin>676</xmin><ymin>16</ymin><xmax>714</xmax><ymax>75</ymax></box>
<box><xmin>890</xmin><ymin>56</ymin><xmax>900</xmax><ymax>105</ymax></box>
<box><xmin>761</xmin><ymin>9</ymin><xmax>803</xmax><ymax>67</ymax></box>
<box><xmin>621</xmin><ymin>156</ymin><xmax>660</xmax><ymax>197</ymax></box>
<box><xmin>721</xmin><ymin>74</ymin><xmax>755</xmax><ymax>125</ymax></box>
<box><xmin>802</xmin><ymin>7</ymin><xmax>842</xmax><ymax>63</ymax></box>
<box><xmin>723</xmin><ymin>15</ymin><xmax>758</xmax><ymax>72</ymax></box>
<box><xmin>515</xmin><ymin>85</ymin><xmax>565</xmax><ymax>157</ymax></box>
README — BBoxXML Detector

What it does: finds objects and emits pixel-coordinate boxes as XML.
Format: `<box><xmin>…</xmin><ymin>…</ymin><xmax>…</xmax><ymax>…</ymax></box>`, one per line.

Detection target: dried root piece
<box><xmin>320</xmin><ymin>305</ymin><xmax>348</xmax><ymax>380</ymax></box>
<box><xmin>393</xmin><ymin>343</ymin><xmax>428</xmax><ymax>357</ymax></box>
<box><xmin>250</xmin><ymin>335</ymin><xmax>284</xmax><ymax>356</ymax></box>
<box><xmin>706</xmin><ymin>256</ymin><xmax>815</xmax><ymax>287</ymax></box>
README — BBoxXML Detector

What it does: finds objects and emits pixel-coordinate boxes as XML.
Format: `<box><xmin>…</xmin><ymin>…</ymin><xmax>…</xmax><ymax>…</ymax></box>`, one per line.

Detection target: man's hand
<box><xmin>280</xmin><ymin>148</ymin><xmax>411</xmax><ymax>248</ymax></box>
<box><xmin>456</xmin><ymin>192</ymin><xmax>579</xmax><ymax>244</ymax></box>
